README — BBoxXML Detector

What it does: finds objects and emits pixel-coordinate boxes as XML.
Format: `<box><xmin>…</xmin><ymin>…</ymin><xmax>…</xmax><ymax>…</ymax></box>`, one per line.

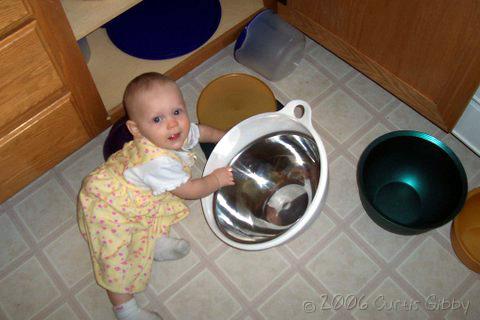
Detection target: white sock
<box><xmin>153</xmin><ymin>236</ymin><xmax>190</xmax><ymax>261</ymax></box>
<box><xmin>113</xmin><ymin>298</ymin><xmax>162</xmax><ymax>320</ymax></box>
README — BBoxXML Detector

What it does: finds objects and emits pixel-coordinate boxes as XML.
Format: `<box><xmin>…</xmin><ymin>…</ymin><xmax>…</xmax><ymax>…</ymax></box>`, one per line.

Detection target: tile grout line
<box><xmin>383</xmin><ymin>235</ymin><xmax>459</xmax><ymax>317</ymax></box>
<box><xmin>278</xmin><ymin>232</ymin><xmax>361</xmax><ymax>319</ymax></box>
<box><xmin>4</xmin><ymin>170</ymin><xmax>57</xmax><ymax>209</ymax></box>
<box><xmin>143</xmin><ymin>264</ymin><xmax>206</xmax><ymax>320</ymax></box>
<box><xmin>304</xmin><ymin>58</ymin><xmax>478</xmax><ymax>317</ymax></box>
<box><xmin>177</xmin><ymin>224</ymin><xmax>266</xmax><ymax>320</ymax></box>
<box><xmin>326</xmin><ymin>207</ymin><xmax>457</xmax><ymax>318</ymax></box>
<box><xmin>2</xmin><ymin>36</ymin><xmax>480</xmax><ymax>320</ymax></box>
<box><xmin>155</xmin><ymin>221</ymin><xmax>261</xmax><ymax>320</ymax></box>
<box><xmin>275</xmin><ymin>245</ymin><xmax>350</xmax><ymax>319</ymax></box>
<box><xmin>1</xmin><ymin>181</ymin><xmax>92</xmax><ymax>319</ymax></box>
<box><xmin>276</xmin><ymin>208</ymin><xmax>368</xmax><ymax>318</ymax></box>
<box><xmin>299</xmin><ymin>57</ymin><xmax>474</xmax><ymax>318</ymax></box>
<box><xmin>53</xmin><ymin>167</ymin><xmax>81</xmax><ymax>204</ymax></box>
<box><xmin>0</xmin><ymin>306</ymin><xmax>9</xmax><ymax>320</ymax></box>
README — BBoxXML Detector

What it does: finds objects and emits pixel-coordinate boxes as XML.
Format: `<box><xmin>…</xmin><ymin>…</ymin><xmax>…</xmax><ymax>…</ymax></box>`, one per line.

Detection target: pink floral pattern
<box><xmin>78</xmin><ymin>138</ymin><xmax>191</xmax><ymax>293</ymax></box>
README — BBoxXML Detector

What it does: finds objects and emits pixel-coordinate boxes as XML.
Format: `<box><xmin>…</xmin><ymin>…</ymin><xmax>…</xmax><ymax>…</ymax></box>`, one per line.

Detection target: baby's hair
<box><xmin>123</xmin><ymin>72</ymin><xmax>176</xmax><ymax>119</ymax></box>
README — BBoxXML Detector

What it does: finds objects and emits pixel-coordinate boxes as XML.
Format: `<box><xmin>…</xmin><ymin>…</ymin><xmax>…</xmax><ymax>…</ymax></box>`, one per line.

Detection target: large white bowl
<box><xmin>201</xmin><ymin>100</ymin><xmax>329</xmax><ymax>250</ymax></box>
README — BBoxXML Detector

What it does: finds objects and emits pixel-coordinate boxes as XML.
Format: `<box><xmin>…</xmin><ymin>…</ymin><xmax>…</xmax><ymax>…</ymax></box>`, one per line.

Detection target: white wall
<box><xmin>453</xmin><ymin>86</ymin><xmax>480</xmax><ymax>156</ymax></box>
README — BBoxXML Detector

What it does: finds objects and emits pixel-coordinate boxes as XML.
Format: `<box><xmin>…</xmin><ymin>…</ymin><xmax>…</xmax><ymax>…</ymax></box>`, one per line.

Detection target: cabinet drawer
<box><xmin>0</xmin><ymin>0</ymin><xmax>30</xmax><ymax>34</ymax></box>
<box><xmin>0</xmin><ymin>94</ymin><xmax>89</xmax><ymax>202</ymax></box>
<box><xmin>0</xmin><ymin>21</ymin><xmax>64</xmax><ymax>131</ymax></box>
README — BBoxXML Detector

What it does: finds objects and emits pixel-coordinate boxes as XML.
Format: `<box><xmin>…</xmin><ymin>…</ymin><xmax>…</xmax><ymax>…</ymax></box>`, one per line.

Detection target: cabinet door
<box><xmin>0</xmin><ymin>22</ymin><xmax>64</xmax><ymax>130</ymax></box>
<box><xmin>278</xmin><ymin>0</ymin><xmax>480</xmax><ymax>131</ymax></box>
<box><xmin>0</xmin><ymin>95</ymin><xmax>90</xmax><ymax>201</ymax></box>
<box><xmin>26</xmin><ymin>0</ymin><xmax>109</xmax><ymax>136</ymax></box>
<box><xmin>0</xmin><ymin>0</ymin><xmax>109</xmax><ymax>203</ymax></box>
<box><xmin>0</xmin><ymin>0</ymin><xmax>30</xmax><ymax>34</ymax></box>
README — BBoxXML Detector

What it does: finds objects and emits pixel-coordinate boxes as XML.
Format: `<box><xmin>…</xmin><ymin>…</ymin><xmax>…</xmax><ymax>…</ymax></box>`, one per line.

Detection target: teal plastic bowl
<box><xmin>357</xmin><ymin>131</ymin><xmax>467</xmax><ymax>235</ymax></box>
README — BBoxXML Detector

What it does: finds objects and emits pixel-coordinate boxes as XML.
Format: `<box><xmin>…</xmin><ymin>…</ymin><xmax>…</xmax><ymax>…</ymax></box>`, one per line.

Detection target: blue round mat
<box><xmin>105</xmin><ymin>0</ymin><xmax>221</xmax><ymax>60</ymax></box>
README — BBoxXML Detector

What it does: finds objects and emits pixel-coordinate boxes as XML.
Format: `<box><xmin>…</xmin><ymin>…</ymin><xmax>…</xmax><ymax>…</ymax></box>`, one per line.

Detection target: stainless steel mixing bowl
<box><xmin>213</xmin><ymin>131</ymin><xmax>320</xmax><ymax>243</ymax></box>
<box><xmin>201</xmin><ymin>99</ymin><xmax>329</xmax><ymax>250</ymax></box>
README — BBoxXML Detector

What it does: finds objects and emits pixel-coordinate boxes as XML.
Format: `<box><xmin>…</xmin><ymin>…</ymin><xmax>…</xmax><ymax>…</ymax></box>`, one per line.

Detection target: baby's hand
<box><xmin>212</xmin><ymin>167</ymin><xmax>235</xmax><ymax>188</ymax></box>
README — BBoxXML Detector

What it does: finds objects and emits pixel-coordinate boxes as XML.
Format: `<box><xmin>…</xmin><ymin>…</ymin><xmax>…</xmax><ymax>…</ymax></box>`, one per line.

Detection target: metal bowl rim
<box><xmin>201</xmin><ymin>103</ymin><xmax>329</xmax><ymax>250</ymax></box>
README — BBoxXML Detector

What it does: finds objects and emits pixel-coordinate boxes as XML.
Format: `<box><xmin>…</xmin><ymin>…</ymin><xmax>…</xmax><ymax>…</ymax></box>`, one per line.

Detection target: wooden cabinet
<box><xmin>2</xmin><ymin>0</ymin><xmax>476</xmax><ymax>203</ymax></box>
<box><xmin>277</xmin><ymin>0</ymin><xmax>480</xmax><ymax>132</ymax></box>
<box><xmin>0</xmin><ymin>22</ymin><xmax>64</xmax><ymax>130</ymax></box>
<box><xmin>0</xmin><ymin>0</ymin><xmax>29</xmax><ymax>34</ymax></box>
<box><xmin>0</xmin><ymin>0</ymin><xmax>109</xmax><ymax>203</ymax></box>
<box><xmin>62</xmin><ymin>0</ymin><xmax>265</xmax><ymax>122</ymax></box>
<box><xmin>0</xmin><ymin>0</ymin><xmax>267</xmax><ymax>203</ymax></box>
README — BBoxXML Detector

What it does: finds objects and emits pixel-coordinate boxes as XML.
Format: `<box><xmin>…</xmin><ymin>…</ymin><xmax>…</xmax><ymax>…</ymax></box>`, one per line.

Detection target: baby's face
<box><xmin>131</xmin><ymin>82</ymin><xmax>190</xmax><ymax>150</ymax></box>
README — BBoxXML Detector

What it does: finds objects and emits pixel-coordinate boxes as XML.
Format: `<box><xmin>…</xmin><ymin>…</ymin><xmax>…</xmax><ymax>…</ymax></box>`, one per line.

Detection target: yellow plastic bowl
<box><xmin>196</xmin><ymin>73</ymin><xmax>276</xmax><ymax>131</ymax></box>
<box><xmin>451</xmin><ymin>187</ymin><xmax>480</xmax><ymax>273</ymax></box>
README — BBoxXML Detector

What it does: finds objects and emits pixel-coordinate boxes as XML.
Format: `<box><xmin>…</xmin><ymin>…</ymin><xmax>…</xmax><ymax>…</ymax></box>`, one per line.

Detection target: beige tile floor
<box><xmin>1</xmin><ymin>39</ymin><xmax>480</xmax><ymax>320</ymax></box>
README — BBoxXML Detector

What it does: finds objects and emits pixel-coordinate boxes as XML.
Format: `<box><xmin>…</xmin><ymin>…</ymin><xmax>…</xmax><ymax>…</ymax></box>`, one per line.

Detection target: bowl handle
<box><xmin>278</xmin><ymin>99</ymin><xmax>313</xmax><ymax>128</ymax></box>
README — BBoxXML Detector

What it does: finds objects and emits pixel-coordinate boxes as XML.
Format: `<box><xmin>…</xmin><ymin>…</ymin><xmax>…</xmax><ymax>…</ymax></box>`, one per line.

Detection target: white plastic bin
<box><xmin>234</xmin><ymin>9</ymin><xmax>305</xmax><ymax>81</ymax></box>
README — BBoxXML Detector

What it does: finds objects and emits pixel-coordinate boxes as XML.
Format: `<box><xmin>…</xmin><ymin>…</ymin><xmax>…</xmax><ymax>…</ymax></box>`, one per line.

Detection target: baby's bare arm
<box><xmin>198</xmin><ymin>124</ymin><xmax>225</xmax><ymax>143</ymax></box>
<box><xmin>171</xmin><ymin>167</ymin><xmax>234</xmax><ymax>200</ymax></box>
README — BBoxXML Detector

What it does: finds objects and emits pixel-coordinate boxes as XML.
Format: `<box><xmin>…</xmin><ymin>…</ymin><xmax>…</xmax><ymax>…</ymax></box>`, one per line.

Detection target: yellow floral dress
<box><xmin>77</xmin><ymin>136</ymin><xmax>195</xmax><ymax>294</ymax></box>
